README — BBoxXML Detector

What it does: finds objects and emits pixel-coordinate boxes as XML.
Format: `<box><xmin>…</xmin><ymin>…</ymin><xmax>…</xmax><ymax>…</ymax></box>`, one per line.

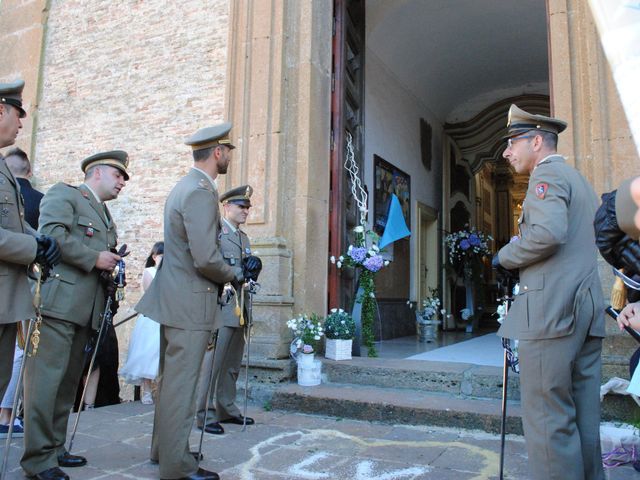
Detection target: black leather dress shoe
<box><xmin>200</xmin><ymin>422</ymin><xmax>224</xmax><ymax>434</ymax></box>
<box><xmin>29</xmin><ymin>466</ymin><xmax>70</xmax><ymax>480</ymax></box>
<box><xmin>150</xmin><ymin>451</ymin><xmax>203</xmax><ymax>464</ymax></box>
<box><xmin>161</xmin><ymin>467</ymin><xmax>219</xmax><ymax>480</ymax></box>
<box><xmin>57</xmin><ymin>451</ymin><xmax>87</xmax><ymax>467</ymax></box>
<box><xmin>220</xmin><ymin>415</ymin><xmax>254</xmax><ymax>425</ymax></box>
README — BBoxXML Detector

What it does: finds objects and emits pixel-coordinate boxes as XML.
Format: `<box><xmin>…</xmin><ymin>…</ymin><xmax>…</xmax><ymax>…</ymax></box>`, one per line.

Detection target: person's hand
<box><xmin>618</xmin><ymin>302</ymin><xmax>640</xmax><ymax>331</ymax></box>
<box><xmin>95</xmin><ymin>251</ymin><xmax>121</xmax><ymax>271</ymax></box>
<box><xmin>242</xmin><ymin>255</ymin><xmax>262</xmax><ymax>282</ymax></box>
<box><xmin>492</xmin><ymin>253</ymin><xmax>517</xmax><ymax>280</ymax></box>
<box><xmin>35</xmin><ymin>235</ymin><xmax>62</xmax><ymax>267</ymax></box>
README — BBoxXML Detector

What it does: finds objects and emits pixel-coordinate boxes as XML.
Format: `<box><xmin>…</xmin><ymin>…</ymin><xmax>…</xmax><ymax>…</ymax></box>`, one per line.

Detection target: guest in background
<box><xmin>4</xmin><ymin>147</ymin><xmax>44</xmax><ymax>230</ymax></box>
<box><xmin>120</xmin><ymin>242</ymin><xmax>163</xmax><ymax>404</ymax></box>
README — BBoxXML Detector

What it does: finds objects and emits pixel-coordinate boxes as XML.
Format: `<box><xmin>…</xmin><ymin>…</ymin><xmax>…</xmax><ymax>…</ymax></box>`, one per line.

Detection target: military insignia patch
<box><xmin>86</xmin><ymin>227</ymin><xmax>94</xmax><ymax>237</ymax></box>
<box><xmin>81</xmin><ymin>190</ymin><xmax>89</xmax><ymax>199</ymax></box>
<box><xmin>535</xmin><ymin>183</ymin><xmax>548</xmax><ymax>199</ymax></box>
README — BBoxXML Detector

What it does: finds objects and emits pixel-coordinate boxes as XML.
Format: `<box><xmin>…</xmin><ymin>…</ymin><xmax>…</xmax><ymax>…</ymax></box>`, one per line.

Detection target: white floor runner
<box><xmin>406</xmin><ymin>333</ymin><xmax>503</xmax><ymax>367</ymax></box>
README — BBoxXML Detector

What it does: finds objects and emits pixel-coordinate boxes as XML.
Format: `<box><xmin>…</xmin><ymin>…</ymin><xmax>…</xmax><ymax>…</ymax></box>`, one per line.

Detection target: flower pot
<box><xmin>297</xmin><ymin>359</ymin><xmax>321</xmax><ymax>386</ymax></box>
<box><xmin>298</xmin><ymin>352</ymin><xmax>315</xmax><ymax>367</ymax></box>
<box><xmin>416</xmin><ymin>319</ymin><xmax>441</xmax><ymax>343</ymax></box>
<box><xmin>325</xmin><ymin>338</ymin><xmax>353</xmax><ymax>361</ymax></box>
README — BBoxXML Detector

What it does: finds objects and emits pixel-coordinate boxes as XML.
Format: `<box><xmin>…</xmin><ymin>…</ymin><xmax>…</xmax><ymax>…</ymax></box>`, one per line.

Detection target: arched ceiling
<box><xmin>366</xmin><ymin>0</ymin><xmax>549</xmax><ymax>121</ymax></box>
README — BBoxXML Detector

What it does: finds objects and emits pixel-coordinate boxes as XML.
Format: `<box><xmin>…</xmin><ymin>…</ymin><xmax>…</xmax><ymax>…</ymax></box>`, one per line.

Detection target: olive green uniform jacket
<box><xmin>39</xmin><ymin>183</ymin><xmax>118</xmax><ymax>328</ymax></box>
<box><xmin>0</xmin><ymin>158</ymin><xmax>38</xmax><ymax>325</ymax></box>
<box><xmin>496</xmin><ymin>154</ymin><xmax>604</xmax><ymax>480</ymax></box>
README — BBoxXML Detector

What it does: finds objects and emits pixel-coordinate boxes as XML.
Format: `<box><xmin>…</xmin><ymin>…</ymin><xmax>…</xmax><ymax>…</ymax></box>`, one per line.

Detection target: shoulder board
<box><xmin>63</xmin><ymin>183</ymin><xmax>79</xmax><ymax>189</ymax></box>
<box><xmin>197</xmin><ymin>178</ymin><xmax>214</xmax><ymax>192</ymax></box>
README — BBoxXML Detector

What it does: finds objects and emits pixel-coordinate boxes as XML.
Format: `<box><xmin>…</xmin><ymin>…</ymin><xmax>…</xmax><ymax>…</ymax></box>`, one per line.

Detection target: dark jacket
<box><xmin>17</xmin><ymin>177</ymin><xmax>44</xmax><ymax>230</ymax></box>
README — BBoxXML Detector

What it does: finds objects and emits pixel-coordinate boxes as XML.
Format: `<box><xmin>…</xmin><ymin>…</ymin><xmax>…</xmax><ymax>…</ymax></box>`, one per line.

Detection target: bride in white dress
<box><xmin>119</xmin><ymin>242</ymin><xmax>163</xmax><ymax>404</ymax></box>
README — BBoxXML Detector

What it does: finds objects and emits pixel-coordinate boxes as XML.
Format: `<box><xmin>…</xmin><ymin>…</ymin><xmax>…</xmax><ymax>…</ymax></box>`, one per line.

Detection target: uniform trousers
<box><xmin>21</xmin><ymin>317</ymin><xmax>91</xmax><ymax>476</ymax></box>
<box><xmin>151</xmin><ymin>325</ymin><xmax>209</xmax><ymax>479</ymax></box>
<box><xmin>196</xmin><ymin>325</ymin><xmax>245</xmax><ymax>426</ymax></box>
<box><xmin>518</xmin><ymin>292</ymin><xmax>604</xmax><ymax>480</ymax></box>
<box><xmin>0</xmin><ymin>323</ymin><xmax>17</xmax><ymax>402</ymax></box>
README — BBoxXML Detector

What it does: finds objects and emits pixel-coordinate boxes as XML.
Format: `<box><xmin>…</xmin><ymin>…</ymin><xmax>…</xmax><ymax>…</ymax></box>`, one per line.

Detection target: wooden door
<box><xmin>328</xmin><ymin>0</ymin><xmax>365</xmax><ymax>311</ymax></box>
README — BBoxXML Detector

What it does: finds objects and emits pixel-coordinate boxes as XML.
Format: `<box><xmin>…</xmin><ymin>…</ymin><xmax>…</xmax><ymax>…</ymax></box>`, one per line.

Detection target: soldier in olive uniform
<box><xmin>0</xmin><ymin>79</ymin><xmax>60</xmax><ymax>406</ymax></box>
<box><xmin>493</xmin><ymin>105</ymin><xmax>605</xmax><ymax>480</ymax></box>
<box><xmin>196</xmin><ymin>185</ymin><xmax>258</xmax><ymax>435</ymax></box>
<box><xmin>21</xmin><ymin>152</ymin><xmax>129</xmax><ymax>480</ymax></box>
<box><xmin>136</xmin><ymin>124</ymin><xmax>259</xmax><ymax>480</ymax></box>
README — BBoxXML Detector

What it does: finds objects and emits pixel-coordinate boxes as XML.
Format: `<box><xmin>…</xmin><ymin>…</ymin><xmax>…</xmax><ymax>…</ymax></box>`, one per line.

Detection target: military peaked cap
<box><xmin>185</xmin><ymin>122</ymin><xmax>235</xmax><ymax>151</ymax></box>
<box><xmin>81</xmin><ymin>150</ymin><xmax>130</xmax><ymax>180</ymax></box>
<box><xmin>220</xmin><ymin>184</ymin><xmax>253</xmax><ymax>207</ymax></box>
<box><xmin>505</xmin><ymin>104</ymin><xmax>567</xmax><ymax>138</ymax></box>
<box><xmin>0</xmin><ymin>79</ymin><xmax>26</xmax><ymax>118</ymax></box>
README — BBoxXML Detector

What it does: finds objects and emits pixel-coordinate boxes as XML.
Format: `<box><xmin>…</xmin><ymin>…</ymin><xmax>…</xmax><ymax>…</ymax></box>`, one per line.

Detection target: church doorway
<box><xmin>329</xmin><ymin>0</ymin><xmax>550</xmax><ymax>363</ymax></box>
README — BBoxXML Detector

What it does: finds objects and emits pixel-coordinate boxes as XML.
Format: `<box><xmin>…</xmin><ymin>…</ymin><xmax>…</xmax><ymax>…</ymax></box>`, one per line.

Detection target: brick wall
<box><xmin>31</xmin><ymin>0</ymin><xmax>231</xmax><ymax>397</ymax></box>
<box><xmin>35</xmin><ymin>0</ymin><xmax>230</xmax><ymax>301</ymax></box>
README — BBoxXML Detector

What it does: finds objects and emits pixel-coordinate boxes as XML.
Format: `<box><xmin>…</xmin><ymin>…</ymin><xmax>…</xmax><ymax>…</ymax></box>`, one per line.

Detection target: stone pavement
<box><xmin>0</xmin><ymin>401</ymin><xmax>636</xmax><ymax>479</ymax></box>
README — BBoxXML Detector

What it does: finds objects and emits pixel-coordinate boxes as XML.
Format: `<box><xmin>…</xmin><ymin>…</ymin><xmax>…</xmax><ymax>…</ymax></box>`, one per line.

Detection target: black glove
<box><xmin>231</xmin><ymin>277</ymin><xmax>242</xmax><ymax>293</ymax></box>
<box><xmin>35</xmin><ymin>235</ymin><xmax>62</xmax><ymax>267</ymax></box>
<box><xmin>492</xmin><ymin>254</ymin><xmax>518</xmax><ymax>282</ymax></box>
<box><xmin>610</xmin><ymin>235</ymin><xmax>640</xmax><ymax>276</ymax></box>
<box><xmin>242</xmin><ymin>255</ymin><xmax>262</xmax><ymax>282</ymax></box>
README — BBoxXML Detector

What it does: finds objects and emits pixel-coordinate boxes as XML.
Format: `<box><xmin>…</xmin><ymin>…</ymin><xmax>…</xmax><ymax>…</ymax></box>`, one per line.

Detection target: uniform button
<box><xmin>207</xmin><ymin>287</ymin><xmax>211</xmax><ymax>291</ymax></box>
<box><xmin>55</xmin><ymin>274</ymin><xmax>60</xmax><ymax>278</ymax></box>
<box><xmin>523</xmin><ymin>286</ymin><xmax>528</xmax><ymax>291</ymax></box>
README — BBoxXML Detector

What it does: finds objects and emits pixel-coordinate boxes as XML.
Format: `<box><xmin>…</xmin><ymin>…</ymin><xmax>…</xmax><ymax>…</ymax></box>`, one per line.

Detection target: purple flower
<box><xmin>468</xmin><ymin>234</ymin><xmax>480</xmax><ymax>246</ymax></box>
<box><xmin>363</xmin><ymin>255</ymin><xmax>384</xmax><ymax>272</ymax></box>
<box><xmin>349</xmin><ymin>247</ymin><xmax>367</xmax><ymax>263</ymax></box>
<box><xmin>460</xmin><ymin>239</ymin><xmax>471</xmax><ymax>251</ymax></box>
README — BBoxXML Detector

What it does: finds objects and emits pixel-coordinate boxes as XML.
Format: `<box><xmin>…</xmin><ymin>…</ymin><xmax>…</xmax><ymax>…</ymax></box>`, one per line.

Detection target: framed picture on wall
<box><xmin>373</xmin><ymin>155</ymin><xmax>411</xmax><ymax>236</ymax></box>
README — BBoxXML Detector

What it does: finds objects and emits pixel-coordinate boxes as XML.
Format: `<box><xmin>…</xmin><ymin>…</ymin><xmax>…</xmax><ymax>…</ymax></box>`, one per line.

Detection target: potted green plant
<box><xmin>324</xmin><ymin>308</ymin><xmax>355</xmax><ymax>360</ymax></box>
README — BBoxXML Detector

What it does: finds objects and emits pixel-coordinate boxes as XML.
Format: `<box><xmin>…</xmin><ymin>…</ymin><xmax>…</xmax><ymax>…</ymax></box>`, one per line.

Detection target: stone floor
<box><xmin>1</xmin><ymin>402</ymin><xmax>637</xmax><ymax>479</ymax></box>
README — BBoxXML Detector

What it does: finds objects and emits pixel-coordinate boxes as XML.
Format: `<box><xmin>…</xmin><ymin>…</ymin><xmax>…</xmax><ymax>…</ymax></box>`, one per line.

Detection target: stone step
<box><xmin>320</xmin><ymin>357</ymin><xmax>521</xmax><ymax>400</ymax></box>
<box><xmin>270</xmin><ymin>382</ymin><xmax>524</xmax><ymax>435</ymax></box>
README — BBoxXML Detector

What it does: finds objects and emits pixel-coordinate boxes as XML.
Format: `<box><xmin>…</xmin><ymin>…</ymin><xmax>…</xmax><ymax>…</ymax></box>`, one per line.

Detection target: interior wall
<box><xmin>363</xmin><ymin>49</ymin><xmax>444</xmax><ymax>301</ymax></box>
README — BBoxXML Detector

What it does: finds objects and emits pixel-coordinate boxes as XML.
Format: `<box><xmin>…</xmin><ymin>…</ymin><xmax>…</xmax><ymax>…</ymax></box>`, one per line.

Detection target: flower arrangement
<box><xmin>330</xmin><ymin>226</ymin><xmax>390</xmax><ymax>357</ymax></box>
<box><xmin>444</xmin><ymin>226</ymin><xmax>492</xmax><ymax>268</ymax></box>
<box><xmin>416</xmin><ymin>288</ymin><xmax>443</xmax><ymax>324</ymax></box>
<box><xmin>324</xmin><ymin>308</ymin><xmax>356</xmax><ymax>340</ymax></box>
<box><xmin>287</xmin><ymin>313</ymin><xmax>324</xmax><ymax>354</ymax></box>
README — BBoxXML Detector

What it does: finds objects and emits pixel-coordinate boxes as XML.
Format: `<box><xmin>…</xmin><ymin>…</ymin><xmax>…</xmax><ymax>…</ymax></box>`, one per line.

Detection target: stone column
<box><xmin>548</xmin><ymin>0</ymin><xmax>638</xmax><ymax>192</ymax></box>
<box><xmin>224</xmin><ymin>0</ymin><xmax>333</xmax><ymax>359</ymax></box>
